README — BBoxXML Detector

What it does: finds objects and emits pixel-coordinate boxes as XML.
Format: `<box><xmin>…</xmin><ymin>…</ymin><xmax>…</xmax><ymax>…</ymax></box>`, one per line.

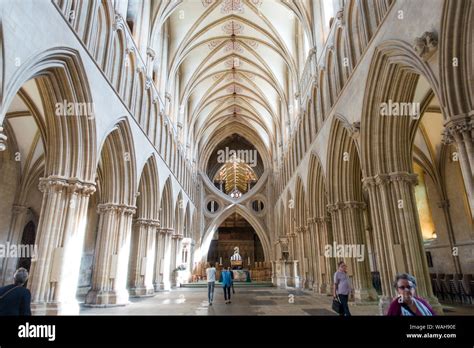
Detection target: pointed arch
<box><xmin>97</xmin><ymin>118</ymin><xmax>137</xmax><ymax>206</ymax></box>
<box><xmin>1</xmin><ymin>48</ymin><xmax>97</xmax><ymax>182</ymax></box>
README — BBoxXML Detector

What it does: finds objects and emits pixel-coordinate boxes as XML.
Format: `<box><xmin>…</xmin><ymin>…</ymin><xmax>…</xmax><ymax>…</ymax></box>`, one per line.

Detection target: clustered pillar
<box><xmin>362</xmin><ymin>172</ymin><xmax>441</xmax><ymax>313</ymax></box>
<box><xmin>129</xmin><ymin>218</ymin><xmax>159</xmax><ymax>296</ymax></box>
<box><xmin>155</xmin><ymin>227</ymin><xmax>173</xmax><ymax>291</ymax></box>
<box><xmin>442</xmin><ymin>116</ymin><xmax>474</xmax><ymax>218</ymax></box>
<box><xmin>85</xmin><ymin>203</ymin><xmax>136</xmax><ymax>306</ymax></box>
<box><xmin>28</xmin><ymin>176</ymin><xmax>96</xmax><ymax>315</ymax></box>
<box><xmin>327</xmin><ymin>202</ymin><xmax>376</xmax><ymax>302</ymax></box>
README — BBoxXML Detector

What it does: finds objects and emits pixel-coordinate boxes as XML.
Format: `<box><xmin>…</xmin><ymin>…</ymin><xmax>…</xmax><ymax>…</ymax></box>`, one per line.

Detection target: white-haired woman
<box><xmin>387</xmin><ymin>273</ymin><xmax>435</xmax><ymax>316</ymax></box>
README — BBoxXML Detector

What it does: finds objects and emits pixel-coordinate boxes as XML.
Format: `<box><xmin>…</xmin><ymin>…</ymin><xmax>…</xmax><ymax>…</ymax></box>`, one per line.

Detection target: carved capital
<box><xmin>97</xmin><ymin>203</ymin><xmax>136</xmax><ymax>215</ymax></box>
<box><xmin>389</xmin><ymin>172</ymin><xmax>418</xmax><ymax>185</ymax></box>
<box><xmin>135</xmin><ymin>218</ymin><xmax>160</xmax><ymax>227</ymax></box>
<box><xmin>362</xmin><ymin>174</ymin><xmax>391</xmax><ymax>189</ymax></box>
<box><xmin>145</xmin><ymin>78</ymin><xmax>153</xmax><ymax>90</ymax></box>
<box><xmin>146</xmin><ymin>47</ymin><xmax>156</xmax><ymax>59</ymax></box>
<box><xmin>158</xmin><ymin>227</ymin><xmax>174</xmax><ymax>235</ymax></box>
<box><xmin>39</xmin><ymin>176</ymin><xmax>96</xmax><ymax>196</ymax></box>
<box><xmin>413</xmin><ymin>31</ymin><xmax>438</xmax><ymax>61</ymax></box>
<box><xmin>444</xmin><ymin>115</ymin><xmax>474</xmax><ymax>140</ymax></box>
<box><xmin>350</xmin><ymin>122</ymin><xmax>360</xmax><ymax>139</ymax></box>
<box><xmin>113</xmin><ymin>14</ymin><xmax>125</xmax><ymax>31</ymax></box>
<box><xmin>12</xmin><ymin>204</ymin><xmax>28</xmax><ymax>215</ymax></box>
<box><xmin>172</xmin><ymin>233</ymin><xmax>184</xmax><ymax>240</ymax></box>
<box><xmin>441</xmin><ymin>128</ymin><xmax>454</xmax><ymax>145</ymax></box>
<box><xmin>0</xmin><ymin>126</ymin><xmax>7</xmax><ymax>152</ymax></box>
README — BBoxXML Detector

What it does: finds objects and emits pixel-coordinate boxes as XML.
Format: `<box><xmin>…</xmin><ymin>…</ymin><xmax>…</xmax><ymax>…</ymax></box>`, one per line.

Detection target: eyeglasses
<box><xmin>398</xmin><ymin>285</ymin><xmax>413</xmax><ymax>291</ymax></box>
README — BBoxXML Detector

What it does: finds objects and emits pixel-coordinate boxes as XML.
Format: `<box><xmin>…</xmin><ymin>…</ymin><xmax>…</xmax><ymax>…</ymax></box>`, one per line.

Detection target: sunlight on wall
<box><xmin>413</xmin><ymin>164</ymin><xmax>436</xmax><ymax>241</ymax></box>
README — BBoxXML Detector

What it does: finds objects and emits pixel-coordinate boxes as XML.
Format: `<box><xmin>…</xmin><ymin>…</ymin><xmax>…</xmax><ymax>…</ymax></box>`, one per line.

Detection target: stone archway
<box><xmin>0</xmin><ymin>48</ymin><xmax>97</xmax><ymax>315</ymax></box>
<box><xmin>200</xmin><ymin>205</ymin><xmax>271</xmax><ymax>264</ymax></box>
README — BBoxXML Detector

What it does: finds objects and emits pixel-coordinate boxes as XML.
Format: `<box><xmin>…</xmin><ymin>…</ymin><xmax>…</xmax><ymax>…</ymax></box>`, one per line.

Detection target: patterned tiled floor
<box><xmin>79</xmin><ymin>287</ymin><xmax>474</xmax><ymax>316</ymax></box>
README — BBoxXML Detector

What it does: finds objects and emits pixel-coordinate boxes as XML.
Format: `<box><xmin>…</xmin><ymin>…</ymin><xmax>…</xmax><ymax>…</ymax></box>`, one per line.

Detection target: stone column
<box><xmin>362</xmin><ymin>172</ymin><xmax>441</xmax><ymax>314</ymax></box>
<box><xmin>159</xmin><ymin>227</ymin><xmax>173</xmax><ymax>290</ymax></box>
<box><xmin>315</xmin><ymin>216</ymin><xmax>335</xmax><ymax>294</ymax></box>
<box><xmin>170</xmin><ymin>232</ymin><xmax>183</xmax><ymax>287</ymax></box>
<box><xmin>443</xmin><ymin>116</ymin><xmax>474</xmax><ymax>218</ymax></box>
<box><xmin>85</xmin><ymin>203</ymin><xmax>136</xmax><ymax>306</ymax></box>
<box><xmin>1</xmin><ymin>204</ymin><xmax>29</xmax><ymax>286</ymax></box>
<box><xmin>129</xmin><ymin>218</ymin><xmax>159</xmax><ymax>296</ymax></box>
<box><xmin>153</xmin><ymin>228</ymin><xmax>165</xmax><ymax>291</ymax></box>
<box><xmin>286</xmin><ymin>232</ymin><xmax>293</xmax><ymax>260</ymax></box>
<box><xmin>28</xmin><ymin>176</ymin><xmax>95</xmax><ymax>315</ymax></box>
<box><xmin>328</xmin><ymin>202</ymin><xmax>377</xmax><ymax>302</ymax></box>
<box><xmin>302</xmin><ymin>224</ymin><xmax>315</xmax><ymax>289</ymax></box>
<box><xmin>437</xmin><ymin>200</ymin><xmax>462</xmax><ymax>274</ymax></box>
<box><xmin>294</xmin><ymin>227</ymin><xmax>305</xmax><ymax>287</ymax></box>
<box><xmin>306</xmin><ymin>218</ymin><xmax>320</xmax><ymax>292</ymax></box>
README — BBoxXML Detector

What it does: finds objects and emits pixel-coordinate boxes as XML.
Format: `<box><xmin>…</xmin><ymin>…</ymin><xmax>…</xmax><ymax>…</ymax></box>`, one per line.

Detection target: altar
<box><xmin>232</xmin><ymin>269</ymin><xmax>250</xmax><ymax>282</ymax></box>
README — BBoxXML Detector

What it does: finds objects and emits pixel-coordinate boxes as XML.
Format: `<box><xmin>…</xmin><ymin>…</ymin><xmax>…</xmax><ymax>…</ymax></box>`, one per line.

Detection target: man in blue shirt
<box><xmin>222</xmin><ymin>267</ymin><xmax>233</xmax><ymax>304</ymax></box>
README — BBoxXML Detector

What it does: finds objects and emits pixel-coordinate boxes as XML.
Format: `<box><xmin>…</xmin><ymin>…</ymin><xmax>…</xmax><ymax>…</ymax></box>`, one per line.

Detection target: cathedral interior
<box><xmin>0</xmin><ymin>0</ymin><xmax>473</xmax><ymax>317</ymax></box>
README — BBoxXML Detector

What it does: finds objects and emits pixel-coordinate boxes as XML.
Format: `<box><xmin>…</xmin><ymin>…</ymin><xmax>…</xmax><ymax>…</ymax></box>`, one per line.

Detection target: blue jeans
<box><xmin>208</xmin><ymin>282</ymin><xmax>215</xmax><ymax>302</ymax></box>
<box><xmin>338</xmin><ymin>294</ymin><xmax>351</xmax><ymax>316</ymax></box>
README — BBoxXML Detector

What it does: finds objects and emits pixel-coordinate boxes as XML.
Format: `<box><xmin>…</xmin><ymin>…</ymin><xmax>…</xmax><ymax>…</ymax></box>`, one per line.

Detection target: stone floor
<box><xmin>79</xmin><ymin>286</ymin><xmax>474</xmax><ymax>316</ymax></box>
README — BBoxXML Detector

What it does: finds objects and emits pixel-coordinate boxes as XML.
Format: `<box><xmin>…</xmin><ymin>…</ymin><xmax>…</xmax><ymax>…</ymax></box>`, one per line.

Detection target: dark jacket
<box><xmin>0</xmin><ymin>284</ymin><xmax>32</xmax><ymax>316</ymax></box>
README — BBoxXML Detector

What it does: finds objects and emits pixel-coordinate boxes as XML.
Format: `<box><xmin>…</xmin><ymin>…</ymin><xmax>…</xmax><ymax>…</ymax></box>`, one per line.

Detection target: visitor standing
<box><xmin>222</xmin><ymin>268</ymin><xmax>232</xmax><ymax>304</ymax></box>
<box><xmin>333</xmin><ymin>261</ymin><xmax>352</xmax><ymax>316</ymax></box>
<box><xmin>0</xmin><ymin>268</ymin><xmax>31</xmax><ymax>316</ymax></box>
<box><xmin>229</xmin><ymin>267</ymin><xmax>235</xmax><ymax>294</ymax></box>
<box><xmin>206</xmin><ymin>263</ymin><xmax>216</xmax><ymax>305</ymax></box>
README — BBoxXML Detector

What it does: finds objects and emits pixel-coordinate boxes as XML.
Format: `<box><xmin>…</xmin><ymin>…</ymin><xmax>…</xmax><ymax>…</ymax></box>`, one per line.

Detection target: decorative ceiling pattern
<box><xmin>154</xmin><ymin>0</ymin><xmax>314</xmax><ymax>167</ymax></box>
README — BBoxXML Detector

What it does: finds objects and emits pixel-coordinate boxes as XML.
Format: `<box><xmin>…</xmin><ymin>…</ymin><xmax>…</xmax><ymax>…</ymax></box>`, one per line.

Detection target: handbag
<box><xmin>332</xmin><ymin>295</ymin><xmax>342</xmax><ymax>314</ymax></box>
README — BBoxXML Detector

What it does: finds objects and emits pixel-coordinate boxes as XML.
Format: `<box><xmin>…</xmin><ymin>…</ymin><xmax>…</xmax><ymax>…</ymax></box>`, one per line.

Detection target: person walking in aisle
<box><xmin>222</xmin><ymin>268</ymin><xmax>232</xmax><ymax>304</ymax></box>
<box><xmin>333</xmin><ymin>261</ymin><xmax>352</xmax><ymax>316</ymax></box>
<box><xmin>206</xmin><ymin>263</ymin><xmax>217</xmax><ymax>305</ymax></box>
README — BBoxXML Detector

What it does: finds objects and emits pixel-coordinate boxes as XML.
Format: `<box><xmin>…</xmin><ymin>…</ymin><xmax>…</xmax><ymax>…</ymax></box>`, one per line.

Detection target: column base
<box><xmin>273</xmin><ymin>275</ymin><xmax>288</xmax><ymax>288</ymax></box>
<box><xmin>318</xmin><ymin>283</ymin><xmax>329</xmax><ymax>295</ymax></box>
<box><xmin>159</xmin><ymin>280</ymin><xmax>171</xmax><ymax>291</ymax></box>
<box><xmin>31</xmin><ymin>301</ymin><xmax>80</xmax><ymax>315</ymax></box>
<box><xmin>289</xmin><ymin>276</ymin><xmax>301</xmax><ymax>288</ymax></box>
<box><xmin>378</xmin><ymin>296</ymin><xmax>393</xmax><ymax>315</ymax></box>
<box><xmin>84</xmin><ymin>289</ymin><xmax>130</xmax><ymax>307</ymax></box>
<box><xmin>427</xmin><ymin>296</ymin><xmax>444</xmax><ymax>315</ymax></box>
<box><xmin>129</xmin><ymin>286</ymin><xmax>155</xmax><ymax>297</ymax></box>
<box><xmin>354</xmin><ymin>287</ymin><xmax>379</xmax><ymax>304</ymax></box>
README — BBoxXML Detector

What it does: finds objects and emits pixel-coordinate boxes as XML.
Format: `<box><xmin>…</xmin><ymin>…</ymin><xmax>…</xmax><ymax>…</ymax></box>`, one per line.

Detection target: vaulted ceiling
<box><xmin>151</xmin><ymin>0</ymin><xmax>314</xmax><ymax>168</ymax></box>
